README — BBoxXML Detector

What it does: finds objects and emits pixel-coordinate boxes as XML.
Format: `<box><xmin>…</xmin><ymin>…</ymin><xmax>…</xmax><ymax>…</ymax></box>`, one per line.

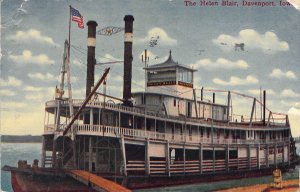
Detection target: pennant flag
<box><xmin>71</xmin><ymin>6</ymin><xmax>84</xmax><ymax>28</ymax></box>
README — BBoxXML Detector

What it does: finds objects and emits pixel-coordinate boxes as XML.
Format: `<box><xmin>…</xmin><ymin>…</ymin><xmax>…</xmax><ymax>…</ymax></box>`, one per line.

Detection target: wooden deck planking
<box><xmin>66</xmin><ymin>170</ymin><xmax>131</xmax><ymax>192</ymax></box>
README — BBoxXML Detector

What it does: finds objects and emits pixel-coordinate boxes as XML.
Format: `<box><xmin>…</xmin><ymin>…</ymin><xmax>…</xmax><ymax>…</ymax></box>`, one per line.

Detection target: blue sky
<box><xmin>1</xmin><ymin>0</ymin><xmax>300</xmax><ymax>135</ymax></box>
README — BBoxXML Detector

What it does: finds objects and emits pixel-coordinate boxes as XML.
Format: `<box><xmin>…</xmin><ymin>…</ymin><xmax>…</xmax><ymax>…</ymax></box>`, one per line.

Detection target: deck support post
<box><xmin>282</xmin><ymin>144</ymin><xmax>285</xmax><ymax>165</ymax></box>
<box><xmin>248</xmin><ymin>144</ymin><xmax>251</xmax><ymax>170</ymax></box>
<box><xmin>52</xmin><ymin>139</ymin><xmax>57</xmax><ymax>168</ymax></box>
<box><xmin>213</xmin><ymin>146</ymin><xmax>215</xmax><ymax>172</ymax></box>
<box><xmin>226</xmin><ymin>144</ymin><xmax>229</xmax><ymax>172</ymax></box>
<box><xmin>257</xmin><ymin>144</ymin><xmax>260</xmax><ymax>169</ymax></box>
<box><xmin>78</xmin><ymin>136</ymin><xmax>81</xmax><ymax>169</ymax></box>
<box><xmin>90</xmin><ymin>108</ymin><xmax>93</xmax><ymax>125</ymax></box>
<box><xmin>183</xmin><ymin>145</ymin><xmax>186</xmax><ymax>175</ymax></box>
<box><xmin>227</xmin><ymin>91</ymin><xmax>231</xmax><ymax>122</ymax></box>
<box><xmin>288</xmin><ymin>141</ymin><xmax>290</xmax><ymax>166</ymax></box>
<box><xmin>41</xmin><ymin>137</ymin><xmax>46</xmax><ymax>168</ymax></box>
<box><xmin>120</xmin><ymin>136</ymin><xmax>127</xmax><ymax>176</ymax></box>
<box><xmin>249</xmin><ymin>98</ymin><xmax>256</xmax><ymax>127</ymax></box>
<box><xmin>89</xmin><ymin>136</ymin><xmax>92</xmax><ymax>172</ymax></box>
<box><xmin>274</xmin><ymin>143</ymin><xmax>277</xmax><ymax>167</ymax></box>
<box><xmin>166</xmin><ymin>141</ymin><xmax>170</xmax><ymax>176</ymax></box>
<box><xmin>199</xmin><ymin>143</ymin><xmax>202</xmax><ymax>174</ymax></box>
<box><xmin>73</xmin><ymin>139</ymin><xmax>77</xmax><ymax>169</ymax></box>
<box><xmin>266</xmin><ymin>144</ymin><xmax>269</xmax><ymax>168</ymax></box>
<box><xmin>145</xmin><ymin>138</ymin><xmax>150</xmax><ymax>175</ymax></box>
<box><xmin>193</xmin><ymin>89</ymin><xmax>199</xmax><ymax>118</ymax></box>
<box><xmin>118</xmin><ymin>111</ymin><xmax>121</xmax><ymax>128</ymax></box>
<box><xmin>83</xmin><ymin>136</ymin><xmax>86</xmax><ymax>170</ymax></box>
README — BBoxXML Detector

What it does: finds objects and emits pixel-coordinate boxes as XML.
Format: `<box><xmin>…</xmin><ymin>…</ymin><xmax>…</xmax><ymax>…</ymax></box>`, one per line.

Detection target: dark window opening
<box><xmin>174</xmin><ymin>99</ymin><xmax>176</xmax><ymax>107</ymax></box>
<box><xmin>185</xmin><ymin>149</ymin><xmax>199</xmax><ymax>161</ymax></box>
<box><xmin>229</xmin><ymin>150</ymin><xmax>238</xmax><ymax>159</ymax></box>
<box><xmin>203</xmin><ymin>150</ymin><xmax>213</xmax><ymax>160</ymax></box>
<box><xmin>215</xmin><ymin>150</ymin><xmax>226</xmax><ymax>160</ymax></box>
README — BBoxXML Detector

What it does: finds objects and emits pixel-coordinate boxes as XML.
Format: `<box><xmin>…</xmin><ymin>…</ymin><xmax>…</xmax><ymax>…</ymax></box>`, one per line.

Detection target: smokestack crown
<box><xmin>87</xmin><ymin>21</ymin><xmax>98</xmax><ymax>38</ymax></box>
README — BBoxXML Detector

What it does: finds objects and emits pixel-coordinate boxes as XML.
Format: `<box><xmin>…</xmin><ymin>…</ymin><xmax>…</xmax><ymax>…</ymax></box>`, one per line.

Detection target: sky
<box><xmin>0</xmin><ymin>0</ymin><xmax>300</xmax><ymax>136</ymax></box>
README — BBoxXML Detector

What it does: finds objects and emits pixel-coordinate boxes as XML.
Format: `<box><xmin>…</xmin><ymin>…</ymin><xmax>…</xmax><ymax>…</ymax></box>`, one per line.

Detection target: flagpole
<box><xmin>68</xmin><ymin>5</ymin><xmax>71</xmax><ymax>57</ymax></box>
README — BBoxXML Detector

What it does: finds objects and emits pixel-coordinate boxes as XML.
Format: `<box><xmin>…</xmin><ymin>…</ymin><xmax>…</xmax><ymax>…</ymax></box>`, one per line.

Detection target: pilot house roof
<box><xmin>145</xmin><ymin>50</ymin><xmax>197</xmax><ymax>72</ymax></box>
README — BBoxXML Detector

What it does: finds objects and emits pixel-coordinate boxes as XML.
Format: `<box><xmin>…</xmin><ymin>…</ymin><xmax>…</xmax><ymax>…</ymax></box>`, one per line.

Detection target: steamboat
<box><xmin>3</xmin><ymin>14</ymin><xmax>298</xmax><ymax>191</ymax></box>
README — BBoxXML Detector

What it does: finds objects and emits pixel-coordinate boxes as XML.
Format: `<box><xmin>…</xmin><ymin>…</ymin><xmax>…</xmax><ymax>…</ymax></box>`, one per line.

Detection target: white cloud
<box><xmin>213</xmin><ymin>29</ymin><xmax>289</xmax><ymax>53</ymax></box>
<box><xmin>23</xmin><ymin>86</ymin><xmax>43</xmax><ymax>92</ymax></box>
<box><xmin>281</xmin><ymin>89</ymin><xmax>300</xmax><ymax>98</ymax></box>
<box><xmin>9</xmin><ymin>50</ymin><xmax>55</xmax><ymax>65</ymax></box>
<box><xmin>7</xmin><ymin>29</ymin><xmax>59</xmax><ymax>46</ymax></box>
<box><xmin>72</xmin><ymin>59</ymin><xmax>83</xmax><ymax>66</ymax></box>
<box><xmin>25</xmin><ymin>87</ymin><xmax>55</xmax><ymax>101</ymax></box>
<box><xmin>0</xmin><ymin>89</ymin><xmax>16</xmax><ymax>96</ymax></box>
<box><xmin>138</xmin><ymin>50</ymin><xmax>168</xmax><ymax>65</ymax></box>
<box><xmin>28</xmin><ymin>72</ymin><xmax>56</xmax><ymax>81</ymax></box>
<box><xmin>0</xmin><ymin>76</ymin><xmax>22</xmax><ymax>87</ymax></box>
<box><xmin>137</xmin><ymin>27</ymin><xmax>177</xmax><ymax>45</ymax></box>
<box><xmin>1</xmin><ymin>101</ymin><xmax>27</xmax><ymax>109</ymax></box>
<box><xmin>248</xmin><ymin>89</ymin><xmax>275</xmax><ymax>96</ymax></box>
<box><xmin>98</xmin><ymin>54</ymin><xmax>121</xmax><ymax>64</ymax></box>
<box><xmin>213</xmin><ymin>75</ymin><xmax>259</xmax><ymax>86</ymax></box>
<box><xmin>191</xmin><ymin>58</ymin><xmax>249</xmax><ymax>70</ymax></box>
<box><xmin>269</xmin><ymin>68</ymin><xmax>297</xmax><ymax>80</ymax></box>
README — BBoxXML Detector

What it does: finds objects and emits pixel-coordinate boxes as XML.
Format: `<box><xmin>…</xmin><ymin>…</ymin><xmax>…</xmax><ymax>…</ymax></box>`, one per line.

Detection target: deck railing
<box><xmin>45</xmin><ymin>99</ymin><xmax>288</xmax><ymax>129</ymax></box>
<box><xmin>62</xmin><ymin>124</ymin><xmax>289</xmax><ymax>145</ymax></box>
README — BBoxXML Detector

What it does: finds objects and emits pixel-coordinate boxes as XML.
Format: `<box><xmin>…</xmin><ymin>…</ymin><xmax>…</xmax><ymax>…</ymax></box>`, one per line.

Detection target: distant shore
<box><xmin>1</xmin><ymin>135</ymin><xmax>42</xmax><ymax>143</ymax></box>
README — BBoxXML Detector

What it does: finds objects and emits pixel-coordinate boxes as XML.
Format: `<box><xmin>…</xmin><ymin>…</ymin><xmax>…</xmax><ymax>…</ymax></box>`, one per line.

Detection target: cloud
<box><xmin>138</xmin><ymin>50</ymin><xmax>168</xmax><ymax>65</ymax></box>
<box><xmin>72</xmin><ymin>59</ymin><xmax>83</xmax><ymax>66</ymax></box>
<box><xmin>248</xmin><ymin>89</ymin><xmax>275</xmax><ymax>96</ymax></box>
<box><xmin>269</xmin><ymin>68</ymin><xmax>297</xmax><ymax>80</ymax></box>
<box><xmin>1</xmin><ymin>101</ymin><xmax>27</xmax><ymax>109</ymax></box>
<box><xmin>23</xmin><ymin>86</ymin><xmax>43</xmax><ymax>92</ymax></box>
<box><xmin>9</xmin><ymin>50</ymin><xmax>55</xmax><ymax>65</ymax></box>
<box><xmin>98</xmin><ymin>54</ymin><xmax>121</xmax><ymax>64</ymax></box>
<box><xmin>0</xmin><ymin>76</ymin><xmax>22</xmax><ymax>87</ymax></box>
<box><xmin>0</xmin><ymin>89</ymin><xmax>16</xmax><ymax>96</ymax></box>
<box><xmin>137</xmin><ymin>27</ymin><xmax>177</xmax><ymax>46</ymax></box>
<box><xmin>213</xmin><ymin>75</ymin><xmax>258</xmax><ymax>86</ymax></box>
<box><xmin>24</xmin><ymin>87</ymin><xmax>55</xmax><ymax>101</ymax></box>
<box><xmin>28</xmin><ymin>72</ymin><xmax>56</xmax><ymax>81</ymax></box>
<box><xmin>7</xmin><ymin>29</ymin><xmax>59</xmax><ymax>46</ymax></box>
<box><xmin>213</xmin><ymin>29</ymin><xmax>289</xmax><ymax>53</ymax></box>
<box><xmin>281</xmin><ymin>89</ymin><xmax>300</xmax><ymax>98</ymax></box>
<box><xmin>191</xmin><ymin>58</ymin><xmax>249</xmax><ymax>70</ymax></box>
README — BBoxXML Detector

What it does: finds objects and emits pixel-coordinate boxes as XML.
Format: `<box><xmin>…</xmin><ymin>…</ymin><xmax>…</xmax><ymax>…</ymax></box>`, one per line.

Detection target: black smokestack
<box><xmin>86</xmin><ymin>21</ymin><xmax>98</xmax><ymax>97</ymax></box>
<box><xmin>123</xmin><ymin>15</ymin><xmax>134</xmax><ymax>106</ymax></box>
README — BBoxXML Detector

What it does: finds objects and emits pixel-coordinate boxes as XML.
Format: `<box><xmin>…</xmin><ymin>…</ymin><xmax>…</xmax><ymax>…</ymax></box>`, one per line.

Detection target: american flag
<box><xmin>71</xmin><ymin>6</ymin><xmax>84</xmax><ymax>28</ymax></box>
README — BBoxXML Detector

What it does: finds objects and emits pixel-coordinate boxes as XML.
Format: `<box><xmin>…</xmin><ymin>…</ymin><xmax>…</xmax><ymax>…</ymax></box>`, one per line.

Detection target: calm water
<box><xmin>1</xmin><ymin>143</ymin><xmax>299</xmax><ymax>192</ymax></box>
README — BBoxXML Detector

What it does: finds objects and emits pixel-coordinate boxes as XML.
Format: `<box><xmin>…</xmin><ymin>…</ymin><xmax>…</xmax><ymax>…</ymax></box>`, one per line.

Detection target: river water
<box><xmin>1</xmin><ymin>143</ymin><xmax>299</xmax><ymax>192</ymax></box>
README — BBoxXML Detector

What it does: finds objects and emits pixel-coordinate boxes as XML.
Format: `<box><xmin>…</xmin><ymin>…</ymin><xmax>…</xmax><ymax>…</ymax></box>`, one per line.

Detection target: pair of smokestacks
<box><xmin>86</xmin><ymin>15</ymin><xmax>134</xmax><ymax>106</ymax></box>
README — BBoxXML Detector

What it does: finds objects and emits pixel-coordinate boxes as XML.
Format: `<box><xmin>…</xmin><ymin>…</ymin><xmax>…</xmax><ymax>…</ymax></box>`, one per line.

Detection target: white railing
<box><xmin>72</xmin><ymin>124</ymin><xmax>289</xmax><ymax>145</ymax></box>
<box><xmin>45</xmin><ymin>99</ymin><xmax>289</xmax><ymax>129</ymax></box>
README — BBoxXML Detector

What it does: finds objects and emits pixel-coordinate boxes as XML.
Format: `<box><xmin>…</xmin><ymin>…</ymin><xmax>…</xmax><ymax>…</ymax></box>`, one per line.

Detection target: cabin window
<box><xmin>142</xmin><ymin>94</ymin><xmax>146</xmax><ymax>104</ymax></box>
<box><xmin>217</xmin><ymin>129</ymin><xmax>220</xmax><ymax>139</ymax></box>
<box><xmin>174</xmin><ymin>99</ymin><xmax>176</xmax><ymax>107</ymax></box>
<box><xmin>172</xmin><ymin>126</ymin><xmax>174</xmax><ymax>138</ymax></box>
<box><xmin>200</xmin><ymin>127</ymin><xmax>204</xmax><ymax>137</ymax></box>
<box><xmin>187</xmin><ymin>102</ymin><xmax>192</xmax><ymax>117</ymax></box>
<box><xmin>225</xmin><ymin>130</ymin><xmax>229</xmax><ymax>139</ymax></box>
